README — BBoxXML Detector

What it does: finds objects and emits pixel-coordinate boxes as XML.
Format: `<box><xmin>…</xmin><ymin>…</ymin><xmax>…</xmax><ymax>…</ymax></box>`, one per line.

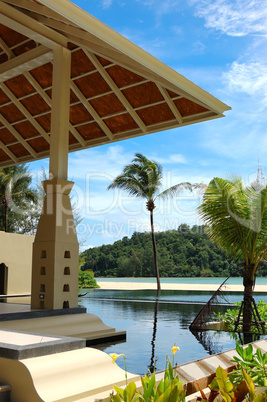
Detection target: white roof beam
<box><xmin>0</xmin><ymin>1</ymin><xmax>68</xmax><ymax>49</ymax></box>
<box><xmin>26</xmin><ymin>13</ymin><xmax>117</xmax><ymax>53</ymax></box>
<box><xmin>0</xmin><ymin>83</ymin><xmax>51</xmax><ymax>143</ymax></box>
<box><xmin>2</xmin><ymin>0</ymin><xmax>71</xmax><ymax>24</ymax></box>
<box><xmin>86</xmin><ymin>51</ymin><xmax>147</xmax><ymax>133</ymax></box>
<box><xmin>0</xmin><ymin>45</ymin><xmax>53</xmax><ymax>82</ymax></box>
<box><xmin>0</xmin><ymin>37</ymin><xmax>14</xmax><ymax>60</ymax></box>
<box><xmin>25</xmin><ymin>71</ymin><xmax>86</xmax><ymax>147</ymax></box>
<box><xmin>37</xmin><ymin>0</ymin><xmax>230</xmax><ymax>114</ymax></box>
<box><xmin>0</xmin><ymin>139</ymin><xmax>19</xmax><ymax>163</ymax></box>
<box><xmin>70</xmin><ymin>82</ymin><xmax>114</xmax><ymax>141</ymax></box>
<box><xmin>156</xmin><ymin>85</ymin><xmax>183</xmax><ymax>124</ymax></box>
<box><xmin>0</xmin><ymin>114</ymin><xmax>37</xmax><ymax>158</ymax></box>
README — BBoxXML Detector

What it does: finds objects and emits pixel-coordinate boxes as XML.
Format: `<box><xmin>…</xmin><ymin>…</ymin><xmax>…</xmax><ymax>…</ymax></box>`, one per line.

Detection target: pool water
<box><xmin>78</xmin><ymin>289</ymin><xmax>266</xmax><ymax>375</ymax></box>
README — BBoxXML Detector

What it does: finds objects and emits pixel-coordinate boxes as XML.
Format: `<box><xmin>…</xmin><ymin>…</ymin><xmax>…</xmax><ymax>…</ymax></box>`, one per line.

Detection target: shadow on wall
<box><xmin>0</xmin><ymin>231</ymin><xmax>34</xmax><ymax>297</ymax></box>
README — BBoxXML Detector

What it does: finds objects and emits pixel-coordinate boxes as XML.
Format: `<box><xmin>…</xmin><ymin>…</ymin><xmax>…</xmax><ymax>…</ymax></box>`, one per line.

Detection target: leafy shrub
<box><xmin>109</xmin><ymin>346</ymin><xmax>267</xmax><ymax>402</ymax></box>
<box><xmin>78</xmin><ymin>270</ymin><xmax>99</xmax><ymax>289</ymax></box>
<box><xmin>230</xmin><ymin>344</ymin><xmax>267</xmax><ymax>388</ymax></box>
<box><xmin>215</xmin><ymin>301</ymin><xmax>267</xmax><ymax>333</ymax></box>
<box><xmin>109</xmin><ymin>346</ymin><xmax>185</xmax><ymax>402</ymax></box>
<box><xmin>197</xmin><ymin>365</ymin><xmax>267</xmax><ymax>402</ymax></box>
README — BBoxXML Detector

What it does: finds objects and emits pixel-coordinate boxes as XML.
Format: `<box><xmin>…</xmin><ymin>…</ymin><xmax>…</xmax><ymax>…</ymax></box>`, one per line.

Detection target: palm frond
<box><xmin>158</xmin><ymin>182</ymin><xmax>193</xmax><ymax>199</ymax></box>
<box><xmin>107</xmin><ymin>174</ymin><xmax>147</xmax><ymax>198</ymax></box>
<box><xmin>198</xmin><ymin>177</ymin><xmax>267</xmax><ymax>268</ymax></box>
<box><xmin>108</xmin><ymin>153</ymin><xmax>164</xmax><ymax>201</ymax></box>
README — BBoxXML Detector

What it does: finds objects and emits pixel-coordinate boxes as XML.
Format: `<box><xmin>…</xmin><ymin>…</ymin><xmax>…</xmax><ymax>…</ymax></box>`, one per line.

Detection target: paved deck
<box><xmin>0</xmin><ymin>303</ymin><xmax>126</xmax><ymax>344</ymax></box>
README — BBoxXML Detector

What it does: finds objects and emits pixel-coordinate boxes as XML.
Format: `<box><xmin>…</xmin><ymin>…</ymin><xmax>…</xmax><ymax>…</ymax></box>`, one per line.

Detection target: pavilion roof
<box><xmin>0</xmin><ymin>0</ymin><xmax>231</xmax><ymax>167</ymax></box>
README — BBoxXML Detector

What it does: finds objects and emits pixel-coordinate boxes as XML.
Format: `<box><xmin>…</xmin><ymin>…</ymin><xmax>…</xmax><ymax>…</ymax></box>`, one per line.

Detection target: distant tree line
<box><xmin>80</xmin><ymin>224</ymin><xmax>267</xmax><ymax>278</ymax></box>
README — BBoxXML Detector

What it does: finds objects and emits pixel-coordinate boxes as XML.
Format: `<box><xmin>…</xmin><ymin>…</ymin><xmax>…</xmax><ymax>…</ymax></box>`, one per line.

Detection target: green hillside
<box><xmin>80</xmin><ymin>224</ymin><xmax>267</xmax><ymax>278</ymax></box>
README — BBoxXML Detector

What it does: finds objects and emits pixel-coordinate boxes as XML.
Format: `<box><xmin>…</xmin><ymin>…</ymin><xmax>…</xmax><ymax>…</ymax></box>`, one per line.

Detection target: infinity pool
<box><xmin>78</xmin><ymin>289</ymin><xmax>266</xmax><ymax>375</ymax></box>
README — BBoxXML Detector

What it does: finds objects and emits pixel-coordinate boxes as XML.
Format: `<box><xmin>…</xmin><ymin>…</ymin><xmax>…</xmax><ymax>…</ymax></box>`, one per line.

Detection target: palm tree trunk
<box><xmin>150</xmin><ymin>210</ymin><xmax>161</xmax><ymax>291</ymax></box>
<box><xmin>242</xmin><ymin>268</ymin><xmax>254</xmax><ymax>333</ymax></box>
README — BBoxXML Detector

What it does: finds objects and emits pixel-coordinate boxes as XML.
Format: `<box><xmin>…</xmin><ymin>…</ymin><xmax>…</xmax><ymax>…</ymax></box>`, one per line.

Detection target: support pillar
<box><xmin>31</xmin><ymin>46</ymin><xmax>79</xmax><ymax>310</ymax></box>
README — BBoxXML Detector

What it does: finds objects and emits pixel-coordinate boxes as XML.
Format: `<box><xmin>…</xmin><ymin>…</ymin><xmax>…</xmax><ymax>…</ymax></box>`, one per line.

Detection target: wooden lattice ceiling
<box><xmin>0</xmin><ymin>0</ymin><xmax>231</xmax><ymax>167</ymax></box>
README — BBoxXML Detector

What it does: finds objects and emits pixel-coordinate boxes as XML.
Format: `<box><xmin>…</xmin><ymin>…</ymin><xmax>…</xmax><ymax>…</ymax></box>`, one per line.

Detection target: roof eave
<box><xmin>37</xmin><ymin>0</ymin><xmax>231</xmax><ymax>115</ymax></box>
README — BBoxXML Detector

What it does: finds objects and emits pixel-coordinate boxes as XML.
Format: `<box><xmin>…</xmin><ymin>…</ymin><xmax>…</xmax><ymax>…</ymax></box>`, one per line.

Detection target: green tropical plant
<box><xmin>109</xmin><ymin>346</ymin><xmax>267</xmax><ymax>402</ymax></box>
<box><xmin>196</xmin><ymin>365</ymin><xmax>267</xmax><ymax>402</ymax></box>
<box><xmin>216</xmin><ymin>301</ymin><xmax>267</xmax><ymax>333</ymax></box>
<box><xmin>78</xmin><ymin>270</ymin><xmax>99</xmax><ymax>289</ymax></box>
<box><xmin>215</xmin><ymin>302</ymin><xmax>242</xmax><ymax>331</ymax></box>
<box><xmin>198</xmin><ymin>177</ymin><xmax>267</xmax><ymax>332</ymax></box>
<box><xmin>0</xmin><ymin>165</ymin><xmax>37</xmax><ymax>232</ymax></box>
<box><xmin>108</xmin><ymin>153</ymin><xmax>198</xmax><ymax>291</ymax></box>
<box><xmin>109</xmin><ymin>346</ymin><xmax>185</xmax><ymax>402</ymax></box>
<box><xmin>230</xmin><ymin>344</ymin><xmax>267</xmax><ymax>388</ymax></box>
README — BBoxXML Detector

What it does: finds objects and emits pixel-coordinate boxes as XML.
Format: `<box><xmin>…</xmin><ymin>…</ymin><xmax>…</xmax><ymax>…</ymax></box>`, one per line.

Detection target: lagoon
<box><xmin>79</xmin><ymin>279</ymin><xmax>267</xmax><ymax>375</ymax></box>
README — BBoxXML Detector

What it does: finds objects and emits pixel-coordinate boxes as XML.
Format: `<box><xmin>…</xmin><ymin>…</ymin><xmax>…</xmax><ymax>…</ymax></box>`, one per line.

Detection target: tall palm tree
<box><xmin>108</xmin><ymin>153</ymin><xmax>197</xmax><ymax>291</ymax></box>
<box><xmin>0</xmin><ymin>165</ymin><xmax>37</xmax><ymax>232</ymax></box>
<box><xmin>198</xmin><ymin>177</ymin><xmax>267</xmax><ymax>332</ymax></box>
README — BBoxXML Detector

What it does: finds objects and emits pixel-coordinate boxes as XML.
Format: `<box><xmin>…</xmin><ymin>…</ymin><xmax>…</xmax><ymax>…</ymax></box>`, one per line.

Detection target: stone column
<box><xmin>31</xmin><ymin>46</ymin><xmax>79</xmax><ymax>310</ymax></box>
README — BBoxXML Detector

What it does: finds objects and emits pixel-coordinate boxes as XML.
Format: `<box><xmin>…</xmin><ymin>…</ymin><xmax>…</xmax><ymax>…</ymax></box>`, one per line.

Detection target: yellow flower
<box><xmin>109</xmin><ymin>353</ymin><xmax>125</xmax><ymax>364</ymax></box>
<box><xmin>172</xmin><ymin>344</ymin><xmax>180</xmax><ymax>356</ymax></box>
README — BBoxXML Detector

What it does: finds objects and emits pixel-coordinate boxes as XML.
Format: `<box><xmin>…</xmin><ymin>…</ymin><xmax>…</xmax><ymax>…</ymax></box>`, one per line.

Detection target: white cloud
<box><xmin>101</xmin><ymin>0</ymin><xmax>113</xmax><ymax>9</ymax></box>
<box><xmin>139</xmin><ymin>0</ymin><xmax>180</xmax><ymax>13</ymax></box>
<box><xmin>174</xmin><ymin>65</ymin><xmax>225</xmax><ymax>91</ymax></box>
<box><xmin>151</xmin><ymin>38</ymin><xmax>166</xmax><ymax>48</ymax></box>
<box><xmin>156</xmin><ymin>153</ymin><xmax>187</xmax><ymax>164</ymax></box>
<box><xmin>155</xmin><ymin>0</ymin><xmax>180</xmax><ymax>16</ymax></box>
<box><xmin>192</xmin><ymin>40</ymin><xmax>206</xmax><ymax>54</ymax></box>
<box><xmin>196</xmin><ymin>111</ymin><xmax>267</xmax><ymax>167</ymax></box>
<box><xmin>135</xmin><ymin>0</ymin><xmax>184</xmax><ymax>24</ymax></box>
<box><xmin>170</xmin><ymin>154</ymin><xmax>187</xmax><ymax>164</ymax></box>
<box><xmin>68</xmin><ymin>145</ymin><xmax>132</xmax><ymax>180</ymax></box>
<box><xmin>69</xmin><ymin>147</ymin><xmax>188</xmax><ymax>185</ymax></box>
<box><xmin>171</xmin><ymin>25</ymin><xmax>183</xmax><ymax>35</ymax></box>
<box><xmin>223</xmin><ymin>61</ymin><xmax>267</xmax><ymax>106</ymax></box>
<box><xmin>194</xmin><ymin>0</ymin><xmax>267</xmax><ymax>37</ymax></box>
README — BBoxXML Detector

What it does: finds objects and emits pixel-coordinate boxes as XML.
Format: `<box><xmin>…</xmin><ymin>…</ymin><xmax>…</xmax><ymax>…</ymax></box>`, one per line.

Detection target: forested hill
<box><xmin>80</xmin><ymin>224</ymin><xmax>267</xmax><ymax>278</ymax></box>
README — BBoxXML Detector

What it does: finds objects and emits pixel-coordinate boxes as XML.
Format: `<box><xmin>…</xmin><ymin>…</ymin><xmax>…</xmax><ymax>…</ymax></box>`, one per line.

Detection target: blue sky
<box><xmin>30</xmin><ymin>0</ymin><xmax>267</xmax><ymax>250</ymax></box>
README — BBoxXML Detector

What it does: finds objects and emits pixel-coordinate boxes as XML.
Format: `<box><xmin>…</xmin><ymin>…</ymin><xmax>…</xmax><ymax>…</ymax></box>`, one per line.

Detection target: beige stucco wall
<box><xmin>0</xmin><ymin>231</ymin><xmax>34</xmax><ymax>295</ymax></box>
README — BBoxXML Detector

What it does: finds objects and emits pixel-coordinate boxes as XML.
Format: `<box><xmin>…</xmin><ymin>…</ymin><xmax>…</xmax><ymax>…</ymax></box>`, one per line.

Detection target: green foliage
<box><xmin>230</xmin><ymin>344</ymin><xmax>267</xmax><ymax>388</ymax></box>
<box><xmin>212</xmin><ymin>366</ymin><xmax>235</xmax><ymax>402</ymax></box>
<box><xmin>215</xmin><ymin>302</ymin><xmax>242</xmax><ymax>331</ymax></box>
<box><xmin>110</xmin><ymin>357</ymin><xmax>185</xmax><ymax>402</ymax></box>
<box><xmin>0</xmin><ymin>164</ymin><xmax>38</xmax><ymax>233</ymax></box>
<box><xmin>80</xmin><ymin>225</ymin><xmax>265</xmax><ymax>278</ymax></box>
<box><xmin>112</xmin><ymin>382</ymin><xmax>137</xmax><ymax>402</ymax></box>
<box><xmin>216</xmin><ymin>300</ymin><xmax>267</xmax><ymax>333</ymax></box>
<box><xmin>78</xmin><ymin>270</ymin><xmax>99</xmax><ymax>289</ymax></box>
<box><xmin>0</xmin><ymin>165</ymin><xmax>83</xmax><ymax>235</ymax></box>
<box><xmin>198</xmin><ymin>177</ymin><xmax>267</xmax><ymax>272</ymax></box>
<box><xmin>110</xmin><ymin>346</ymin><xmax>267</xmax><ymax>402</ymax></box>
<box><xmin>197</xmin><ymin>364</ymin><xmax>267</xmax><ymax>402</ymax></box>
<box><xmin>198</xmin><ymin>177</ymin><xmax>267</xmax><ymax>331</ymax></box>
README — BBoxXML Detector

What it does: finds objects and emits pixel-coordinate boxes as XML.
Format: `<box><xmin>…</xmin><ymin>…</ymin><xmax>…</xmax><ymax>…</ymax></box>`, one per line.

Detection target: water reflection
<box><xmin>83</xmin><ymin>288</ymin><xmax>267</xmax><ymax>305</ymax></box>
<box><xmin>190</xmin><ymin>329</ymin><xmax>223</xmax><ymax>355</ymax></box>
<box><xmin>148</xmin><ymin>296</ymin><xmax>159</xmax><ymax>372</ymax></box>
<box><xmin>79</xmin><ymin>290</ymin><xmax>245</xmax><ymax>375</ymax></box>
